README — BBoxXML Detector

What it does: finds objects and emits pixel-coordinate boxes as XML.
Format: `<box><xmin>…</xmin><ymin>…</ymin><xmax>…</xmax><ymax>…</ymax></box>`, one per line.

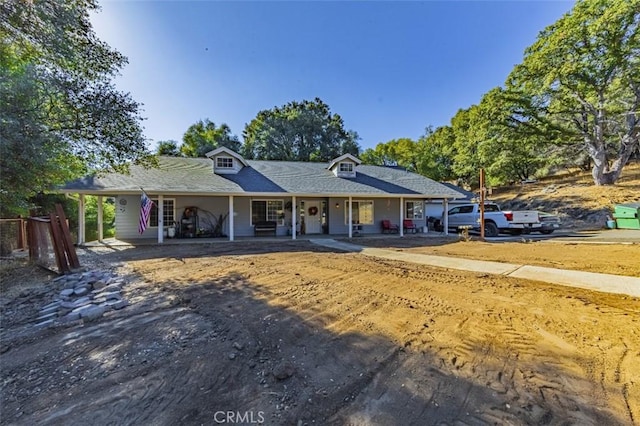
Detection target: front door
<box><xmin>304</xmin><ymin>200</ymin><xmax>322</xmax><ymax>234</ymax></box>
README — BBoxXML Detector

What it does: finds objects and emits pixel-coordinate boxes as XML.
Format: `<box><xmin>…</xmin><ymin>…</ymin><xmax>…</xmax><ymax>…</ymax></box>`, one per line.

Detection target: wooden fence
<box><xmin>0</xmin><ymin>218</ymin><xmax>27</xmax><ymax>255</ymax></box>
<box><xmin>27</xmin><ymin>205</ymin><xmax>80</xmax><ymax>274</ymax></box>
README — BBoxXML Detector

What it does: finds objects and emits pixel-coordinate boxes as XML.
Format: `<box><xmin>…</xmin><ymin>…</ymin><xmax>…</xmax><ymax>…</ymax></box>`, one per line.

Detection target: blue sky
<box><xmin>91</xmin><ymin>1</ymin><xmax>575</xmax><ymax>152</ymax></box>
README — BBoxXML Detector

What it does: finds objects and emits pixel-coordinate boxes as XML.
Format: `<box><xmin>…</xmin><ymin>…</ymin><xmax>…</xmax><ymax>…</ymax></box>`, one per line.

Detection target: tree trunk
<box><xmin>592</xmin><ymin>134</ymin><xmax>638</xmax><ymax>185</ymax></box>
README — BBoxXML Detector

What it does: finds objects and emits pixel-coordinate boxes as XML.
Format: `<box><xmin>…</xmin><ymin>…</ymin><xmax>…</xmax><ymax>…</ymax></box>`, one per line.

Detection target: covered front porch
<box><xmin>76</xmin><ymin>193</ymin><xmax>453</xmax><ymax>245</ymax></box>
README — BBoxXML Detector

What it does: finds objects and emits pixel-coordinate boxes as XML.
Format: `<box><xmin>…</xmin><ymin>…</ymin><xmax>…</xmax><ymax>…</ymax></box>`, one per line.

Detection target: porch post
<box><xmin>157</xmin><ymin>194</ymin><xmax>164</xmax><ymax>243</ymax></box>
<box><xmin>348</xmin><ymin>196</ymin><xmax>353</xmax><ymax>238</ymax></box>
<box><xmin>443</xmin><ymin>198</ymin><xmax>449</xmax><ymax>236</ymax></box>
<box><xmin>291</xmin><ymin>196</ymin><xmax>297</xmax><ymax>240</ymax></box>
<box><xmin>399</xmin><ymin>197</ymin><xmax>404</xmax><ymax>237</ymax></box>
<box><xmin>97</xmin><ymin>195</ymin><xmax>104</xmax><ymax>241</ymax></box>
<box><xmin>228</xmin><ymin>196</ymin><xmax>234</xmax><ymax>241</ymax></box>
<box><xmin>78</xmin><ymin>194</ymin><xmax>85</xmax><ymax>245</ymax></box>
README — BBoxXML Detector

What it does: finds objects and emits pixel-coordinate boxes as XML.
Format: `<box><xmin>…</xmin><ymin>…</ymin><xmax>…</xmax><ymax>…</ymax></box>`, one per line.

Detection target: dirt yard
<box><xmin>1</xmin><ymin>239</ymin><xmax>639</xmax><ymax>425</ymax></box>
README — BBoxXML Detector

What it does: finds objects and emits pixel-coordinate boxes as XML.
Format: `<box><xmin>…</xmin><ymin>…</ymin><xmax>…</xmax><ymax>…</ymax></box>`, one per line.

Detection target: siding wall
<box><xmin>114</xmin><ymin>194</ymin><xmax>447</xmax><ymax>239</ymax></box>
<box><xmin>115</xmin><ymin>195</ymin><xmax>297</xmax><ymax>239</ymax></box>
<box><xmin>115</xmin><ymin>195</ymin><xmax>233</xmax><ymax>239</ymax></box>
<box><xmin>114</xmin><ymin>195</ymin><xmax>140</xmax><ymax>239</ymax></box>
<box><xmin>327</xmin><ymin>198</ymin><xmax>407</xmax><ymax>235</ymax></box>
<box><xmin>326</xmin><ymin>198</ymin><xmax>433</xmax><ymax>235</ymax></box>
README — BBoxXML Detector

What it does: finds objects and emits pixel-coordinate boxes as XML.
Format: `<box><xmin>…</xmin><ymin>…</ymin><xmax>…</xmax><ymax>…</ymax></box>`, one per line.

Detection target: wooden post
<box><xmin>443</xmin><ymin>199</ymin><xmax>449</xmax><ymax>235</ymax></box>
<box><xmin>55</xmin><ymin>204</ymin><xmax>80</xmax><ymax>269</ymax></box>
<box><xmin>399</xmin><ymin>197</ymin><xmax>404</xmax><ymax>237</ymax></box>
<box><xmin>228</xmin><ymin>195</ymin><xmax>234</xmax><ymax>241</ymax></box>
<box><xmin>18</xmin><ymin>217</ymin><xmax>26</xmax><ymax>249</ymax></box>
<box><xmin>480</xmin><ymin>168</ymin><xmax>486</xmax><ymax>241</ymax></box>
<box><xmin>78</xmin><ymin>194</ymin><xmax>85</xmax><ymax>245</ymax></box>
<box><xmin>291</xmin><ymin>196</ymin><xmax>296</xmax><ymax>240</ymax></box>
<box><xmin>348</xmin><ymin>197</ymin><xmax>353</xmax><ymax>238</ymax></box>
<box><xmin>97</xmin><ymin>195</ymin><xmax>104</xmax><ymax>241</ymax></box>
<box><xmin>28</xmin><ymin>217</ymin><xmax>37</xmax><ymax>259</ymax></box>
<box><xmin>48</xmin><ymin>213</ymin><xmax>70</xmax><ymax>273</ymax></box>
<box><xmin>157</xmin><ymin>194</ymin><xmax>164</xmax><ymax>244</ymax></box>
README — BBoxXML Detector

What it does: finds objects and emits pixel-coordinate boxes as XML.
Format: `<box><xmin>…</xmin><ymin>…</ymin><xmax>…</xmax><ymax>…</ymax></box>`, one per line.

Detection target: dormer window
<box><xmin>206</xmin><ymin>146</ymin><xmax>248</xmax><ymax>175</ymax></box>
<box><xmin>327</xmin><ymin>153</ymin><xmax>361</xmax><ymax>178</ymax></box>
<box><xmin>339</xmin><ymin>162</ymin><xmax>354</xmax><ymax>173</ymax></box>
<box><xmin>216</xmin><ymin>157</ymin><xmax>234</xmax><ymax>169</ymax></box>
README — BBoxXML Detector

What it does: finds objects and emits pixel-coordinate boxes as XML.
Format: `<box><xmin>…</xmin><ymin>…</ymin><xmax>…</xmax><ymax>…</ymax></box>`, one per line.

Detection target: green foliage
<box><xmin>416</xmin><ymin>126</ymin><xmax>456</xmax><ymax>182</ymax></box>
<box><xmin>360</xmin><ymin>138</ymin><xmax>421</xmax><ymax>171</ymax></box>
<box><xmin>156</xmin><ymin>140</ymin><xmax>181</xmax><ymax>156</ymax></box>
<box><xmin>0</xmin><ymin>0</ymin><xmax>153</xmax><ymax>216</ymax></box>
<box><xmin>0</xmin><ymin>60</ymin><xmax>85</xmax><ymax>216</ymax></box>
<box><xmin>449</xmin><ymin>107</ymin><xmax>483</xmax><ymax>186</ymax></box>
<box><xmin>473</xmin><ymin>88</ymin><xmax>554</xmax><ymax>186</ymax></box>
<box><xmin>375</xmin><ymin>0</ymin><xmax>638</xmax><ymax>188</ymax></box>
<box><xmin>360</xmin><ymin>132</ymin><xmax>456</xmax><ymax>182</ymax></box>
<box><xmin>27</xmin><ymin>194</ymin><xmax>115</xmax><ymax>241</ymax></box>
<box><xmin>83</xmin><ymin>196</ymin><xmax>115</xmax><ymax>241</ymax></box>
<box><xmin>181</xmin><ymin>119</ymin><xmax>241</xmax><ymax>157</ymax></box>
<box><xmin>242</xmin><ymin>98</ymin><xmax>360</xmax><ymax>161</ymax></box>
<box><xmin>505</xmin><ymin>0</ymin><xmax>640</xmax><ymax>184</ymax></box>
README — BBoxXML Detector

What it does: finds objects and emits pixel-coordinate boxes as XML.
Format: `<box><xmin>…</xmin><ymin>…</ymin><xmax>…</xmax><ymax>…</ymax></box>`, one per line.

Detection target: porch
<box><xmin>76</xmin><ymin>194</ymin><xmax>452</xmax><ymax>246</ymax></box>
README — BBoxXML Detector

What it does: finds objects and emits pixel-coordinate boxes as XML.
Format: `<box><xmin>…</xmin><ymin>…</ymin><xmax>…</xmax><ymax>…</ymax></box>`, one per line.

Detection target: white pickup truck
<box><xmin>444</xmin><ymin>203</ymin><xmax>559</xmax><ymax>237</ymax></box>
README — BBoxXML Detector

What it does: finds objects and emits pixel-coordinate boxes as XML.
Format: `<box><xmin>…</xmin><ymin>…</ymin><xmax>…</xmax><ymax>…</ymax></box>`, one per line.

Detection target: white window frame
<box><xmin>339</xmin><ymin>162</ymin><xmax>354</xmax><ymax>173</ymax></box>
<box><xmin>344</xmin><ymin>200</ymin><xmax>374</xmax><ymax>225</ymax></box>
<box><xmin>216</xmin><ymin>156</ymin><xmax>234</xmax><ymax>169</ymax></box>
<box><xmin>405</xmin><ymin>200</ymin><xmax>424</xmax><ymax>220</ymax></box>
<box><xmin>149</xmin><ymin>198</ymin><xmax>176</xmax><ymax>228</ymax></box>
<box><xmin>251</xmin><ymin>199</ymin><xmax>284</xmax><ymax>226</ymax></box>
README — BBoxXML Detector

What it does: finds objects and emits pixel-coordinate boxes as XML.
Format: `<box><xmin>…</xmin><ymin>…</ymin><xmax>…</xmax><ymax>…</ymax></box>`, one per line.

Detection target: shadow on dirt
<box><xmin>77</xmin><ymin>237</ymin><xmax>463</xmax><ymax>265</ymax></box>
<box><xmin>0</xmin><ymin>261</ymin><xmax>627</xmax><ymax>425</ymax></box>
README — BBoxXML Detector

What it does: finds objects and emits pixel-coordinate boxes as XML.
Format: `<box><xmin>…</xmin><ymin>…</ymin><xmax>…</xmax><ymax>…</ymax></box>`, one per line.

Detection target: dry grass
<box><xmin>490</xmin><ymin>161</ymin><xmax>640</xmax><ymax>228</ymax></box>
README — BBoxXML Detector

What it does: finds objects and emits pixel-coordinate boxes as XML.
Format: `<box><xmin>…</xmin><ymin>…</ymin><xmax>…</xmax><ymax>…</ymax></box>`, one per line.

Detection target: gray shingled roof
<box><xmin>60</xmin><ymin>156</ymin><xmax>464</xmax><ymax>199</ymax></box>
<box><xmin>440</xmin><ymin>182</ymin><xmax>476</xmax><ymax>201</ymax></box>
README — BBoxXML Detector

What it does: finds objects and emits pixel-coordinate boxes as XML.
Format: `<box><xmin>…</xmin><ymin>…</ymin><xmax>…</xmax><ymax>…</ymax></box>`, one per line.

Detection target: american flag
<box><xmin>138</xmin><ymin>191</ymin><xmax>154</xmax><ymax>234</ymax></box>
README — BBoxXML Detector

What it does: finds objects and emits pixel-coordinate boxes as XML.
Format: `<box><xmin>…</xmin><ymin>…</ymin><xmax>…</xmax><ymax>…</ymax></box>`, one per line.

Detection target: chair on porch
<box><xmin>403</xmin><ymin>219</ymin><xmax>417</xmax><ymax>234</ymax></box>
<box><xmin>381</xmin><ymin>220</ymin><xmax>399</xmax><ymax>234</ymax></box>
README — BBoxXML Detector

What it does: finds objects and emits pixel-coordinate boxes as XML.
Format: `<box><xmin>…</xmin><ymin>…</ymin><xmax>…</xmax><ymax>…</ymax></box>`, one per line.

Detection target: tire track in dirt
<box><xmin>222</xmin><ymin>251</ymin><xmax>638</xmax><ymax>424</ymax></box>
<box><xmin>3</xmin><ymin>245</ymin><xmax>638</xmax><ymax>425</ymax></box>
<box><xmin>215</xmin><ymin>253</ymin><xmax>632</xmax><ymax>420</ymax></box>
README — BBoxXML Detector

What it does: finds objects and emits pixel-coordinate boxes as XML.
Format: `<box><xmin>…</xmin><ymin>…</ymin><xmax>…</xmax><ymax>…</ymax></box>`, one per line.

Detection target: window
<box><xmin>484</xmin><ymin>204</ymin><xmax>500</xmax><ymax>212</ymax></box>
<box><xmin>339</xmin><ymin>162</ymin><xmax>353</xmax><ymax>173</ymax></box>
<box><xmin>448</xmin><ymin>205</ymin><xmax>473</xmax><ymax>215</ymax></box>
<box><xmin>149</xmin><ymin>199</ymin><xmax>175</xmax><ymax>227</ymax></box>
<box><xmin>405</xmin><ymin>201</ymin><xmax>424</xmax><ymax>220</ymax></box>
<box><xmin>216</xmin><ymin>157</ymin><xmax>234</xmax><ymax>168</ymax></box>
<box><xmin>449</xmin><ymin>205</ymin><xmax>475</xmax><ymax>215</ymax></box>
<box><xmin>344</xmin><ymin>200</ymin><xmax>374</xmax><ymax>225</ymax></box>
<box><xmin>251</xmin><ymin>200</ymin><xmax>284</xmax><ymax>225</ymax></box>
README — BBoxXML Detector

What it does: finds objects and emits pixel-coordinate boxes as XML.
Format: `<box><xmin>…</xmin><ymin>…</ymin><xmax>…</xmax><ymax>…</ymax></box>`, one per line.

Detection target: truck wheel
<box><xmin>540</xmin><ymin>229</ymin><xmax>554</xmax><ymax>235</ymax></box>
<box><xmin>484</xmin><ymin>221</ymin><xmax>499</xmax><ymax>237</ymax></box>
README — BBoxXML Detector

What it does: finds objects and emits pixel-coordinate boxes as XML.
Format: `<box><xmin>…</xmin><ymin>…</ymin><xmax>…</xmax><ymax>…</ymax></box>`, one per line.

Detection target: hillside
<box><xmin>489</xmin><ymin>161</ymin><xmax>640</xmax><ymax>229</ymax></box>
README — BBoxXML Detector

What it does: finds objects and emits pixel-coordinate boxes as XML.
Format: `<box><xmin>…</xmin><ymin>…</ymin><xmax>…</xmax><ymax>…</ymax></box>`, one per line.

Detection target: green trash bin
<box><xmin>613</xmin><ymin>203</ymin><xmax>640</xmax><ymax>229</ymax></box>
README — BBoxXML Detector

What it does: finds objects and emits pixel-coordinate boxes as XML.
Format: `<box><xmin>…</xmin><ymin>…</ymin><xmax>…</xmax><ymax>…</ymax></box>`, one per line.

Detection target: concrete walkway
<box><xmin>311</xmin><ymin>239</ymin><xmax>640</xmax><ymax>298</ymax></box>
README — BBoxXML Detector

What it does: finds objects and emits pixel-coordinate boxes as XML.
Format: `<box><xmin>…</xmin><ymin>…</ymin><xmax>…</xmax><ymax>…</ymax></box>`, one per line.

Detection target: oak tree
<box><xmin>242</xmin><ymin>98</ymin><xmax>360</xmax><ymax>161</ymax></box>
<box><xmin>506</xmin><ymin>0</ymin><xmax>640</xmax><ymax>185</ymax></box>
<box><xmin>1</xmin><ymin>0</ymin><xmax>152</xmax><ymax>215</ymax></box>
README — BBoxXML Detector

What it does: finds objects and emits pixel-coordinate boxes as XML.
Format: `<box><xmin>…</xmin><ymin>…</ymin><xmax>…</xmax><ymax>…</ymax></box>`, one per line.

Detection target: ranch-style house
<box><xmin>60</xmin><ymin>147</ymin><xmax>464</xmax><ymax>244</ymax></box>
